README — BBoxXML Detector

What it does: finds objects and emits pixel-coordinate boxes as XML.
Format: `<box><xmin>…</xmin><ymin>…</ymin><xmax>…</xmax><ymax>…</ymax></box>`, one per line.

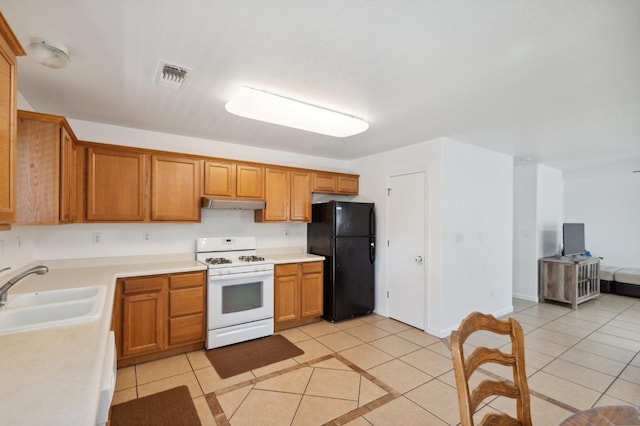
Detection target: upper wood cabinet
<box><xmin>15</xmin><ymin>111</ymin><xmax>78</xmax><ymax>224</ymax></box>
<box><xmin>85</xmin><ymin>144</ymin><xmax>201</xmax><ymax>222</ymax></box>
<box><xmin>337</xmin><ymin>175</ymin><xmax>359</xmax><ymax>194</ymax></box>
<box><xmin>0</xmin><ymin>14</ymin><xmax>25</xmax><ymax>230</ymax></box>
<box><xmin>151</xmin><ymin>154</ymin><xmax>201</xmax><ymax>221</ymax></box>
<box><xmin>257</xmin><ymin>167</ymin><xmax>289</xmax><ymax>222</ymax></box>
<box><xmin>290</xmin><ymin>170</ymin><xmax>311</xmax><ymax>222</ymax></box>
<box><xmin>236</xmin><ymin>163</ymin><xmax>264</xmax><ymax>198</ymax></box>
<box><xmin>86</xmin><ymin>146</ymin><xmax>148</xmax><ymax>221</ymax></box>
<box><xmin>203</xmin><ymin>160</ymin><xmax>263</xmax><ymax>199</ymax></box>
<box><xmin>311</xmin><ymin>172</ymin><xmax>359</xmax><ymax>195</ymax></box>
<box><xmin>255</xmin><ymin>168</ymin><xmax>311</xmax><ymax>223</ymax></box>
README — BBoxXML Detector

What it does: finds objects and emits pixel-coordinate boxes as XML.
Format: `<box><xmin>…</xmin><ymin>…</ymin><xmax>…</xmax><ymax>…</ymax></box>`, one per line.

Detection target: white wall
<box><xmin>350</xmin><ymin>138</ymin><xmax>444</xmax><ymax>322</ymax></box>
<box><xmin>68</xmin><ymin>119</ymin><xmax>347</xmax><ymax>173</ymax></box>
<box><xmin>513</xmin><ymin>163</ymin><xmax>538</xmax><ymax>300</ymax></box>
<box><xmin>440</xmin><ymin>140</ymin><xmax>514</xmax><ymax>334</ymax></box>
<box><xmin>352</xmin><ymin>137</ymin><xmax>513</xmax><ymax>336</ymax></box>
<box><xmin>536</xmin><ymin>165</ymin><xmax>563</xmax><ymax>258</ymax></box>
<box><xmin>564</xmin><ymin>172</ymin><xmax>640</xmax><ymax>267</ymax></box>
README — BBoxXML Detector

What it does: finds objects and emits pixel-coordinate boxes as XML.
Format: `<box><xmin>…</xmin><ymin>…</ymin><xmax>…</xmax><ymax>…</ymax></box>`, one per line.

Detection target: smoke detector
<box><xmin>154</xmin><ymin>61</ymin><xmax>192</xmax><ymax>90</ymax></box>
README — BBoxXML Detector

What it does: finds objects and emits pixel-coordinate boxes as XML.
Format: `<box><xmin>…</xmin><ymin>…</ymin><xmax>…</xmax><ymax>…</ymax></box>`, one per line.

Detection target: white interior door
<box><xmin>387</xmin><ymin>171</ymin><xmax>426</xmax><ymax>329</ymax></box>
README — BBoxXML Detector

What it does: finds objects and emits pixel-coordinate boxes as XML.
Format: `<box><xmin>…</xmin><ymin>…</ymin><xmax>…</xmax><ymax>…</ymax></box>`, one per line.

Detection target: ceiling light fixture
<box><xmin>26</xmin><ymin>39</ymin><xmax>70</xmax><ymax>69</ymax></box>
<box><xmin>225</xmin><ymin>86</ymin><xmax>369</xmax><ymax>137</ymax></box>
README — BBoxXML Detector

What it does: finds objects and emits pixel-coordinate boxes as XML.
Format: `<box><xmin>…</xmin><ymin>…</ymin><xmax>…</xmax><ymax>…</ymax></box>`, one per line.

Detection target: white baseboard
<box><xmin>512</xmin><ymin>292</ymin><xmax>539</xmax><ymax>302</ymax></box>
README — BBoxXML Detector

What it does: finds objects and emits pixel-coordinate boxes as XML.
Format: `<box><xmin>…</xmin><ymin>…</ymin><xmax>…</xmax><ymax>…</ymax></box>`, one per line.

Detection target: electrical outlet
<box><xmin>143</xmin><ymin>232</ymin><xmax>151</xmax><ymax>241</ymax></box>
<box><xmin>92</xmin><ymin>232</ymin><xmax>101</xmax><ymax>244</ymax></box>
<box><xmin>284</xmin><ymin>229</ymin><xmax>289</xmax><ymax>237</ymax></box>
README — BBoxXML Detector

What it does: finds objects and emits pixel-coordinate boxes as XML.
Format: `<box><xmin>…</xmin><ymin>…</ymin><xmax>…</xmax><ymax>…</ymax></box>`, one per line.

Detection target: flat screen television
<box><xmin>563</xmin><ymin>223</ymin><xmax>586</xmax><ymax>256</ymax></box>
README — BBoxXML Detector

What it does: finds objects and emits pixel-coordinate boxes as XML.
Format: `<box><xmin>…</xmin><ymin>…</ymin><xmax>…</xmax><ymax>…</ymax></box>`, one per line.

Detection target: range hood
<box><xmin>201</xmin><ymin>197</ymin><xmax>265</xmax><ymax>210</ymax></box>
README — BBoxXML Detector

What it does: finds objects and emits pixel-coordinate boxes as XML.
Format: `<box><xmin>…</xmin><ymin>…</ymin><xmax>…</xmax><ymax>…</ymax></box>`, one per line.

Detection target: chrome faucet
<box><xmin>0</xmin><ymin>265</ymin><xmax>49</xmax><ymax>306</ymax></box>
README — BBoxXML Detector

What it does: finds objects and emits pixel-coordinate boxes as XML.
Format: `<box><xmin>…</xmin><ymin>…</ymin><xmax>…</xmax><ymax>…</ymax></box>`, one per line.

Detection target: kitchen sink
<box><xmin>0</xmin><ymin>286</ymin><xmax>105</xmax><ymax>335</ymax></box>
<box><xmin>7</xmin><ymin>286</ymin><xmax>102</xmax><ymax>308</ymax></box>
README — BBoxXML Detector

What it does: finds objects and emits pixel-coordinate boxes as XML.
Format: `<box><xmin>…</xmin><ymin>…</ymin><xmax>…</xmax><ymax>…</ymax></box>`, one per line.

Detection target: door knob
<box><xmin>415</xmin><ymin>256</ymin><xmax>423</xmax><ymax>262</ymax></box>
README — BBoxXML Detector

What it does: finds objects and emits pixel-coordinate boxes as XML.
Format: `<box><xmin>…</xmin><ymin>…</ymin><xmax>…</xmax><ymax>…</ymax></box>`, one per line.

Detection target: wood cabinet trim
<box><xmin>17</xmin><ymin>110</ymin><xmax>78</xmax><ymax>141</ymax></box>
<box><xmin>0</xmin><ymin>19</ymin><xmax>21</xmax><ymax>228</ymax></box>
<box><xmin>0</xmin><ymin>13</ymin><xmax>26</xmax><ymax>56</ymax></box>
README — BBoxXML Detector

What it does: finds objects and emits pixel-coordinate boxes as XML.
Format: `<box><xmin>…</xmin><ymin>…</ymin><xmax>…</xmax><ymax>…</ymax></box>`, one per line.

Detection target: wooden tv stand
<box><xmin>539</xmin><ymin>256</ymin><xmax>600</xmax><ymax>309</ymax></box>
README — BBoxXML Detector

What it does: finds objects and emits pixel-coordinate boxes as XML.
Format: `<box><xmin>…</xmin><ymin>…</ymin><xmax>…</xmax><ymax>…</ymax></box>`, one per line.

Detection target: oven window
<box><xmin>222</xmin><ymin>281</ymin><xmax>263</xmax><ymax>313</ymax></box>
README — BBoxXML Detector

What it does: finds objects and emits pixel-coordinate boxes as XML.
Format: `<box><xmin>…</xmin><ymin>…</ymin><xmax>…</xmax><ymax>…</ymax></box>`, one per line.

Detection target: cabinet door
<box><xmin>337</xmin><ymin>175</ymin><xmax>359</xmax><ymax>194</ymax></box>
<box><xmin>122</xmin><ymin>291</ymin><xmax>165</xmax><ymax>357</ymax></box>
<box><xmin>260</xmin><ymin>167</ymin><xmax>290</xmax><ymax>222</ymax></box>
<box><xmin>311</xmin><ymin>172</ymin><xmax>337</xmax><ymax>193</ymax></box>
<box><xmin>274</xmin><ymin>271</ymin><xmax>299</xmax><ymax>323</ymax></box>
<box><xmin>15</xmin><ymin>117</ymin><xmax>60</xmax><ymax>224</ymax></box>
<box><xmin>151</xmin><ymin>155</ymin><xmax>201</xmax><ymax>221</ymax></box>
<box><xmin>59</xmin><ymin>127</ymin><xmax>77</xmax><ymax>223</ymax></box>
<box><xmin>236</xmin><ymin>163</ymin><xmax>264</xmax><ymax>198</ymax></box>
<box><xmin>300</xmin><ymin>262</ymin><xmax>323</xmax><ymax>318</ymax></box>
<box><xmin>290</xmin><ymin>171</ymin><xmax>311</xmax><ymax>222</ymax></box>
<box><xmin>203</xmin><ymin>160</ymin><xmax>235</xmax><ymax>197</ymax></box>
<box><xmin>87</xmin><ymin>147</ymin><xmax>148</xmax><ymax>221</ymax></box>
<box><xmin>0</xmin><ymin>21</ymin><xmax>22</xmax><ymax>230</ymax></box>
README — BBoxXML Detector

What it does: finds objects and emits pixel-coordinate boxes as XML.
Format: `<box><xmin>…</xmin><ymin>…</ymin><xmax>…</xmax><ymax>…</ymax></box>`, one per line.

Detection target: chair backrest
<box><xmin>450</xmin><ymin>311</ymin><xmax>532</xmax><ymax>426</ymax></box>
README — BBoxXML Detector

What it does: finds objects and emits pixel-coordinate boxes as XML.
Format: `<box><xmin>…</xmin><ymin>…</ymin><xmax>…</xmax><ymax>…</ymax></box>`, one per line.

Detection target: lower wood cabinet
<box><xmin>274</xmin><ymin>261</ymin><xmax>323</xmax><ymax>331</ymax></box>
<box><xmin>113</xmin><ymin>270</ymin><xmax>206</xmax><ymax>366</ymax></box>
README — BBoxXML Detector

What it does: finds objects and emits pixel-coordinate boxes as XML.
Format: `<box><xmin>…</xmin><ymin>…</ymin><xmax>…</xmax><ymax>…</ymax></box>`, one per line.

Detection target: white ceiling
<box><xmin>1</xmin><ymin>1</ymin><xmax>639</xmax><ymax>174</ymax></box>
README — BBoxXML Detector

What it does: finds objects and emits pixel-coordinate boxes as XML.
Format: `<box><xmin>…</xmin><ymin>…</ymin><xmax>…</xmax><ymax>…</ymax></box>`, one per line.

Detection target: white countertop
<box><xmin>266</xmin><ymin>253</ymin><xmax>325</xmax><ymax>264</ymax></box>
<box><xmin>0</xmin><ymin>254</ymin><xmax>206</xmax><ymax>426</ymax></box>
<box><xmin>257</xmin><ymin>248</ymin><xmax>325</xmax><ymax>264</ymax></box>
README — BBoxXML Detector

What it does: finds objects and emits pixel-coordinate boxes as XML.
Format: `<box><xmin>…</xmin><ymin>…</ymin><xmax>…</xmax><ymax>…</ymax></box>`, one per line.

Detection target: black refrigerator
<box><xmin>307</xmin><ymin>201</ymin><xmax>375</xmax><ymax>322</ymax></box>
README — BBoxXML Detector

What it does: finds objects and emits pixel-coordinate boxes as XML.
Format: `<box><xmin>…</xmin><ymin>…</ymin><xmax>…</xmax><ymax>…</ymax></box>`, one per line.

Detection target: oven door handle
<box><xmin>208</xmin><ymin>270</ymin><xmax>273</xmax><ymax>282</ymax></box>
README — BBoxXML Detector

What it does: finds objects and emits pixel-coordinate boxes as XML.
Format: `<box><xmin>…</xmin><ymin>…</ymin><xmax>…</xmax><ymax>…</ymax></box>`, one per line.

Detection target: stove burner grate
<box><xmin>239</xmin><ymin>255</ymin><xmax>265</xmax><ymax>262</ymax></box>
<box><xmin>205</xmin><ymin>257</ymin><xmax>232</xmax><ymax>265</ymax></box>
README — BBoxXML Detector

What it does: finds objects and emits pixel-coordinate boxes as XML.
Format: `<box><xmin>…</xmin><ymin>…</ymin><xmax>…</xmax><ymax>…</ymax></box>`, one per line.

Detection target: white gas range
<box><xmin>196</xmin><ymin>236</ymin><xmax>274</xmax><ymax>349</ymax></box>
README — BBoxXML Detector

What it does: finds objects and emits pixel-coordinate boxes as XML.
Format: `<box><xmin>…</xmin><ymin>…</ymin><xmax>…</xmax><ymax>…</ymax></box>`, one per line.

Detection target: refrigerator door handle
<box><xmin>369</xmin><ymin>207</ymin><xmax>376</xmax><ymax>236</ymax></box>
<box><xmin>369</xmin><ymin>238</ymin><xmax>376</xmax><ymax>264</ymax></box>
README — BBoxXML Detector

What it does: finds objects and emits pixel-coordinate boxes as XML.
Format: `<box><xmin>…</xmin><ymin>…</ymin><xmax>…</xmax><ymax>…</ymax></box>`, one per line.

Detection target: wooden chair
<box><xmin>450</xmin><ymin>311</ymin><xmax>532</xmax><ymax>426</ymax></box>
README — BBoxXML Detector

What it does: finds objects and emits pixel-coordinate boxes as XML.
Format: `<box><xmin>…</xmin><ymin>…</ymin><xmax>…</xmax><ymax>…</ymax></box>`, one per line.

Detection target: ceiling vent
<box><xmin>154</xmin><ymin>61</ymin><xmax>192</xmax><ymax>90</ymax></box>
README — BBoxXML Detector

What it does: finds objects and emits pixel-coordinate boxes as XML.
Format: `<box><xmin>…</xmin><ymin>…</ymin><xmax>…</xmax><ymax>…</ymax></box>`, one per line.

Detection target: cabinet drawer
<box><xmin>122</xmin><ymin>276</ymin><xmax>165</xmax><ymax>294</ymax></box>
<box><xmin>275</xmin><ymin>263</ymin><xmax>299</xmax><ymax>276</ymax></box>
<box><xmin>170</xmin><ymin>287</ymin><xmax>204</xmax><ymax>317</ymax></box>
<box><xmin>170</xmin><ymin>271</ymin><xmax>205</xmax><ymax>290</ymax></box>
<box><xmin>169</xmin><ymin>313</ymin><xmax>204</xmax><ymax>346</ymax></box>
<box><xmin>302</xmin><ymin>261</ymin><xmax>323</xmax><ymax>274</ymax></box>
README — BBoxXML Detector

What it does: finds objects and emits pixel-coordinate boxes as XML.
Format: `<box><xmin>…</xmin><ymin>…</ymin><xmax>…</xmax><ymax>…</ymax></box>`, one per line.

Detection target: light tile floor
<box><xmin>113</xmin><ymin>293</ymin><xmax>640</xmax><ymax>425</ymax></box>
